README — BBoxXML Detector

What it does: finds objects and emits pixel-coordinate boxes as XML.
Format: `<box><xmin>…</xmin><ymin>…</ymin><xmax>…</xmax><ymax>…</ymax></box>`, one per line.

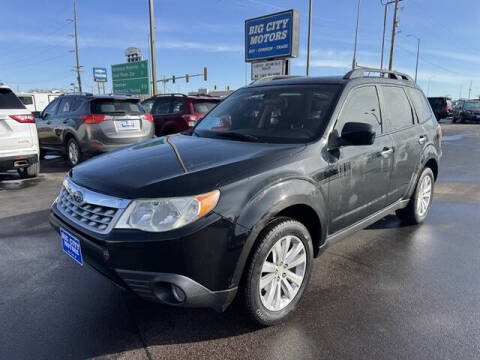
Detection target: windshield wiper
<box><xmin>213</xmin><ymin>131</ymin><xmax>261</xmax><ymax>142</ymax></box>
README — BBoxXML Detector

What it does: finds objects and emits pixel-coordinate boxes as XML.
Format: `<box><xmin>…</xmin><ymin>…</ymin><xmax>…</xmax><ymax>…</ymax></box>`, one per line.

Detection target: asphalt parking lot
<box><xmin>1</xmin><ymin>121</ymin><xmax>479</xmax><ymax>360</ymax></box>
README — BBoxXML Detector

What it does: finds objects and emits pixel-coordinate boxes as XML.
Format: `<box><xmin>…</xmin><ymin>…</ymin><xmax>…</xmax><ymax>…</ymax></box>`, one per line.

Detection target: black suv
<box><xmin>36</xmin><ymin>93</ymin><xmax>154</xmax><ymax>166</ymax></box>
<box><xmin>49</xmin><ymin>68</ymin><xmax>442</xmax><ymax>325</ymax></box>
<box><xmin>427</xmin><ymin>96</ymin><xmax>452</xmax><ymax>121</ymax></box>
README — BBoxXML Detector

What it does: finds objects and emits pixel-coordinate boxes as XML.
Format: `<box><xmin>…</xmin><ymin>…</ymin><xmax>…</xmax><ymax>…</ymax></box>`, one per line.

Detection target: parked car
<box><xmin>141</xmin><ymin>94</ymin><xmax>221</xmax><ymax>136</ymax></box>
<box><xmin>452</xmin><ymin>100</ymin><xmax>480</xmax><ymax>123</ymax></box>
<box><xmin>36</xmin><ymin>93</ymin><xmax>154</xmax><ymax>166</ymax></box>
<box><xmin>17</xmin><ymin>91</ymin><xmax>62</xmax><ymax>117</ymax></box>
<box><xmin>427</xmin><ymin>96</ymin><xmax>452</xmax><ymax>120</ymax></box>
<box><xmin>0</xmin><ymin>83</ymin><xmax>40</xmax><ymax>177</ymax></box>
<box><xmin>50</xmin><ymin>68</ymin><xmax>441</xmax><ymax>326</ymax></box>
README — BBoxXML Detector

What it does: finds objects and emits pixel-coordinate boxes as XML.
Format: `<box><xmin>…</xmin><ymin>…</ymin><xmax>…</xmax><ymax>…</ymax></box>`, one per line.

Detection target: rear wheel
<box><xmin>243</xmin><ymin>218</ymin><xmax>313</xmax><ymax>326</ymax></box>
<box><xmin>459</xmin><ymin>115</ymin><xmax>465</xmax><ymax>123</ymax></box>
<box><xmin>66</xmin><ymin>138</ymin><xmax>82</xmax><ymax>166</ymax></box>
<box><xmin>17</xmin><ymin>162</ymin><xmax>39</xmax><ymax>178</ymax></box>
<box><xmin>396</xmin><ymin>167</ymin><xmax>435</xmax><ymax>225</ymax></box>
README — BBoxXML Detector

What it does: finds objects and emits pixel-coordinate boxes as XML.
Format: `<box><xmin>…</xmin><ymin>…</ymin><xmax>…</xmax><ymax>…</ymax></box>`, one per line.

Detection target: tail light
<box><xmin>445</xmin><ymin>104</ymin><xmax>450</xmax><ymax>112</ymax></box>
<box><xmin>182</xmin><ymin>114</ymin><xmax>198</xmax><ymax>127</ymax></box>
<box><xmin>141</xmin><ymin>114</ymin><xmax>154</xmax><ymax>122</ymax></box>
<box><xmin>82</xmin><ymin>114</ymin><xmax>106</xmax><ymax>124</ymax></box>
<box><xmin>9</xmin><ymin>114</ymin><xmax>35</xmax><ymax>123</ymax></box>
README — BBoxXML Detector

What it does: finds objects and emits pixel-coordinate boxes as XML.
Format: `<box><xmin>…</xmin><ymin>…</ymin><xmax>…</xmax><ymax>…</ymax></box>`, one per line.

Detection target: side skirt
<box><xmin>318</xmin><ymin>199</ymin><xmax>410</xmax><ymax>255</ymax></box>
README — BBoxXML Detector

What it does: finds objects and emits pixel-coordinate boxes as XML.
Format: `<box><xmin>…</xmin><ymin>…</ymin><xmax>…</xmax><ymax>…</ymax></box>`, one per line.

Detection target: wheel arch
<box><xmin>228</xmin><ymin>178</ymin><xmax>327</xmax><ymax>288</ymax></box>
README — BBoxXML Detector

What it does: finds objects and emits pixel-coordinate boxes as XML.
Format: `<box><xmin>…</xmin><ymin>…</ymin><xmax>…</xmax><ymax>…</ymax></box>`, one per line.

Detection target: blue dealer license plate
<box><xmin>61</xmin><ymin>228</ymin><xmax>83</xmax><ymax>266</ymax></box>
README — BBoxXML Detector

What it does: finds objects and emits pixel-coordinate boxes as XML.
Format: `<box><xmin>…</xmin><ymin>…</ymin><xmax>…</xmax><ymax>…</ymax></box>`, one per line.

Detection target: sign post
<box><xmin>111</xmin><ymin>60</ymin><xmax>150</xmax><ymax>95</ymax></box>
<box><xmin>245</xmin><ymin>9</ymin><xmax>299</xmax><ymax>79</ymax></box>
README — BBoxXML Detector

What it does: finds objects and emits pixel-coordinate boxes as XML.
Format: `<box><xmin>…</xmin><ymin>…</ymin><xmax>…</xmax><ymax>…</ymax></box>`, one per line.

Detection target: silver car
<box><xmin>36</xmin><ymin>94</ymin><xmax>154</xmax><ymax>166</ymax></box>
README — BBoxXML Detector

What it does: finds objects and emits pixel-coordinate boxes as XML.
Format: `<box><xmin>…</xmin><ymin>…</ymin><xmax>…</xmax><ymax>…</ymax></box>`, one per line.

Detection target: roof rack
<box><xmin>344</xmin><ymin>67</ymin><xmax>413</xmax><ymax>82</ymax></box>
<box><xmin>251</xmin><ymin>75</ymin><xmax>302</xmax><ymax>84</ymax></box>
<box><xmin>64</xmin><ymin>92</ymin><xmax>94</xmax><ymax>96</ymax></box>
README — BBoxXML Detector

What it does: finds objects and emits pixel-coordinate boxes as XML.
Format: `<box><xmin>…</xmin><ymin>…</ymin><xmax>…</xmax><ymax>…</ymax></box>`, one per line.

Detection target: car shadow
<box><xmin>365</xmin><ymin>214</ymin><xmax>411</xmax><ymax>229</ymax></box>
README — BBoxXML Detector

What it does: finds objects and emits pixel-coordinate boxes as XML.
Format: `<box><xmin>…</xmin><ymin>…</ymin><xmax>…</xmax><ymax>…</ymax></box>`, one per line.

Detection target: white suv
<box><xmin>0</xmin><ymin>83</ymin><xmax>40</xmax><ymax>178</ymax></box>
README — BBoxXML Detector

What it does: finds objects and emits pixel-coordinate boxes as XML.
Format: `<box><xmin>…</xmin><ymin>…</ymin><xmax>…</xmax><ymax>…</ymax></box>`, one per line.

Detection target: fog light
<box><xmin>171</xmin><ymin>284</ymin><xmax>186</xmax><ymax>303</ymax></box>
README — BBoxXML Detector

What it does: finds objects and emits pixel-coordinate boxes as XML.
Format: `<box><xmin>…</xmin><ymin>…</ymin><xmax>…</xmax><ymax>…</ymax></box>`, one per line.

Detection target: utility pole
<box><xmin>352</xmin><ymin>0</ymin><xmax>361</xmax><ymax>69</ymax></box>
<box><xmin>380</xmin><ymin>2</ymin><xmax>388</xmax><ymax>69</ymax></box>
<box><xmin>388</xmin><ymin>0</ymin><xmax>400</xmax><ymax>70</ymax></box>
<box><xmin>148</xmin><ymin>0</ymin><xmax>158</xmax><ymax>95</ymax></box>
<box><xmin>407</xmin><ymin>34</ymin><xmax>420</xmax><ymax>82</ymax></box>
<box><xmin>306</xmin><ymin>0</ymin><xmax>313</xmax><ymax>76</ymax></box>
<box><xmin>468</xmin><ymin>80</ymin><xmax>472</xmax><ymax>99</ymax></box>
<box><xmin>73</xmin><ymin>0</ymin><xmax>82</xmax><ymax>92</ymax></box>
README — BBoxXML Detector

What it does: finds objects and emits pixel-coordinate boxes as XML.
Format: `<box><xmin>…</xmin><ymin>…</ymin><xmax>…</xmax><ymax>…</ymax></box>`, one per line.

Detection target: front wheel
<box><xmin>396</xmin><ymin>167</ymin><xmax>435</xmax><ymax>225</ymax></box>
<box><xmin>243</xmin><ymin>218</ymin><xmax>313</xmax><ymax>326</ymax></box>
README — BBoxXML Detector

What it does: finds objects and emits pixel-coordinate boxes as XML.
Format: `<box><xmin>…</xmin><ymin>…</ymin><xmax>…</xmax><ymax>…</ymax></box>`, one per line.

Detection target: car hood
<box><xmin>71</xmin><ymin>134</ymin><xmax>305</xmax><ymax>199</ymax></box>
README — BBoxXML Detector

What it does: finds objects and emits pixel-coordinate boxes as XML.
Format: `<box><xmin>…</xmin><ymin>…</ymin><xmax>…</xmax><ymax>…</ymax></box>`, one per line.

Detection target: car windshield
<box><xmin>194</xmin><ymin>84</ymin><xmax>340</xmax><ymax>143</ymax></box>
<box><xmin>465</xmin><ymin>101</ymin><xmax>480</xmax><ymax>110</ymax></box>
<box><xmin>91</xmin><ymin>99</ymin><xmax>143</xmax><ymax>114</ymax></box>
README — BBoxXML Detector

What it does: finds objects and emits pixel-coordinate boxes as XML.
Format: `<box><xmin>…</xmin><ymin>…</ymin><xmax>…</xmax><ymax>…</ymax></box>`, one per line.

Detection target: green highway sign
<box><xmin>111</xmin><ymin>60</ymin><xmax>150</xmax><ymax>95</ymax></box>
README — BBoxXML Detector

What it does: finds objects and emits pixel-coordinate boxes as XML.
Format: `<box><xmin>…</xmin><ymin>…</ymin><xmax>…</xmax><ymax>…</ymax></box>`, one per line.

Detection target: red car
<box><xmin>141</xmin><ymin>94</ymin><xmax>221</xmax><ymax>136</ymax></box>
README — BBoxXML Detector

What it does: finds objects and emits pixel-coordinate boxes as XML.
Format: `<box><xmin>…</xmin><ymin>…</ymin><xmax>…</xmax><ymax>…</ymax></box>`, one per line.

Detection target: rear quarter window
<box><xmin>0</xmin><ymin>88</ymin><xmax>26</xmax><ymax>109</ymax></box>
<box><xmin>406</xmin><ymin>88</ymin><xmax>433</xmax><ymax>123</ymax></box>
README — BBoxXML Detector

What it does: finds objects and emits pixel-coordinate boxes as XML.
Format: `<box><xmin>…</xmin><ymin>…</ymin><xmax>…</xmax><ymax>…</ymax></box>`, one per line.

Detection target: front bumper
<box><xmin>0</xmin><ymin>153</ymin><xmax>38</xmax><ymax>171</ymax></box>
<box><xmin>49</xmin><ymin>208</ymin><xmax>239</xmax><ymax>312</ymax></box>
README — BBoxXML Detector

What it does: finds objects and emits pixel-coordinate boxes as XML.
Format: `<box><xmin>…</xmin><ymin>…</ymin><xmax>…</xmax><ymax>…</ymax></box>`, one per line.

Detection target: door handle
<box><xmin>62</xmin><ymin>120</ymin><xmax>68</xmax><ymax>124</ymax></box>
<box><xmin>46</xmin><ymin>121</ymin><xmax>51</xmax><ymax>125</ymax></box>
<box><xmin>418</xmin><ymin>135</ymin><xmax>427</xmax><ymax>145</ymax></box>
<box><xmin>380</xmin><ymin>147</ymin><xmax>393</xmax><ymax>158</ymax></box>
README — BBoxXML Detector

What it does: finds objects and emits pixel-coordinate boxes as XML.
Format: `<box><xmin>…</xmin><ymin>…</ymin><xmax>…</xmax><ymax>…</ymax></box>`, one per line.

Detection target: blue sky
<box><xmin>0</xmin><ymin>0</ymin><xmax>479</xmax><ymax>98</ymax></box>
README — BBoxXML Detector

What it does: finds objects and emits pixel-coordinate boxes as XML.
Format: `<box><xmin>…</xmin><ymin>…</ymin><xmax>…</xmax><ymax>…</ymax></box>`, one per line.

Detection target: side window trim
<box><xmin>335</xmin><ymin>84</ymin><xmax>384</xmax><ymax>135</ymax></box>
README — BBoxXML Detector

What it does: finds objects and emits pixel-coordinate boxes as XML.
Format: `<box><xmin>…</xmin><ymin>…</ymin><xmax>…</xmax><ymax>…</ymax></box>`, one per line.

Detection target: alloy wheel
<box><xmin>259</xmin><ymin>235</ymin><xmax>307</xmax><ymax>312</ymax></box>
<box><xmin>416</xmin><ymin>174</ymin><xmax>432</xmax><ymax>217</ymax></box>
<box><xmin>68</xmin><ymin>141</ymin><xmax>79</xmax><ymax>165</ymax></box>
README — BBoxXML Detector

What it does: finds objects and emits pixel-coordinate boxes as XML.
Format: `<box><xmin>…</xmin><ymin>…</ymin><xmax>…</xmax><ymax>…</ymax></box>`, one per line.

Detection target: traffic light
<box><xmin>186</xmin><ymin>74</ymin><xmax>189</xmax><ymax>83</ymax></box>
<box><xmin>203</xmin><ymin>67</ymin><xmax>207</xmax><ymax>81</ymax></box>
<box><xmin>214</xmin><ymin>84</ymin><xmax>217</xmax><ymax>90</ymax></box>
<box><xmin>226</xmin><ymin>85</ymin><xmax>230</xmax><ymax>91</ymax></box>
<box><xmin>172</xmin><ymin>75</ymin><xmax>175</xmax><ymax>84</ymax></box>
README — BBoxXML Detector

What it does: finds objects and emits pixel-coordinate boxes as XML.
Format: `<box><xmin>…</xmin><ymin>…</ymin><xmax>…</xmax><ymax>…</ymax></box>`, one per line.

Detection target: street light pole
<box><xmin>407</xmin><ymin>34</ymin><xmax>420</xmax><ymax>82</ymax></box>
<box><xmin>352</xmin><ymin>0</ymin><xmax>361</xmax><ymax>69</ymax></box>
<box><xmin>388</xmin><ymin>0</ymin><xmax>399</xmax><ymax>70</ymax></box>
<box><xmin>73</xmin><ymin>0</ymin><xmax>82</xmax><ymax>92</ymax></box>
<box><xmin>306</xmin><ymin>0</ymin><xmax>313</xmax><ymax>76</ymax></box>
<box><xmin>148</xmin><ymin>0</ymin><xmax>158</xmax><ymax>95</ymax></box>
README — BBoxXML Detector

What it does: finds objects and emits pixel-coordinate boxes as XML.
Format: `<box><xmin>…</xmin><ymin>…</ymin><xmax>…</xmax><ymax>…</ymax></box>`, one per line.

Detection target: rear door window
<box><xmin>0</xmin><ymin>88</ymin><xmax>25</xmax><ymax>109</ymax></box>
<box><xmin>381</xmin><ymin>86</ymin><xmax>414</xmax><ymax>132</ymax></box>
<box><xmin>193</xmin><ymin>101</ymin><xmax>218</xmax><ymax>115</ymax></box>
<box><xmin>91</xmin><ymin>99</ymin><xmax>144</xmax><ymax>114</ymax></box>
<box><xmin>152</xmin><ymin>98</ymin><xmax>171</xmax><ymax>115</ymax></box>
<box><xmin>58</xmin><ymin>97</ymin><xmax>78</xmax><ymax>114</ymax></box>
<box><xmin>337</xmin><ymin>85</ymin><xmax>382</xmax><ymax>134</ymax></box>
<box><xmin>406</xmin><ymin>88</ymin><xmax>432</xmax><ymax>123</ymax></box>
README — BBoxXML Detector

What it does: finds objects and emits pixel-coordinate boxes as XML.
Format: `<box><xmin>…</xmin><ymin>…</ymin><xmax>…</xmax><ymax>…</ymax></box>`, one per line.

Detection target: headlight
<box><xmin>115</xmin><ymin>190</ymin><xmax>220</xmax><ymax>232</ymax></box>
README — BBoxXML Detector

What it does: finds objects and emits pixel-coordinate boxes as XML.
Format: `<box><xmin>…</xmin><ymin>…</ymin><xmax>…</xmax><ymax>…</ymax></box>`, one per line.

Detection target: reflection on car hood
<box><xmin>71</xmin><ymin>134</ymin><xmax>304</xmax><ymax>198</ymax></box>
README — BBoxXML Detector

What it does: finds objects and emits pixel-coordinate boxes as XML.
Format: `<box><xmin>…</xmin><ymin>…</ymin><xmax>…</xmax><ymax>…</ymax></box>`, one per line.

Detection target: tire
<box><xmin>17</xmin><ymin>162</ymin><xmax>39</xmax><ymax>178</ymax></box>
<box><xmin>396</xmin><ymin>167</ymin><xmax>435</xmax><ymax>225</ymax></box>
<box><xmin>66</xmin><ymin>138</ymin><xmax>82</xmax><ymax>166</ymax></box>
<box><xmin>243</xmin><ymin>218</ymin><xmax>314</xmax><ymax>326</ymax></box>
<box><xmin>459</xmin><ymin>115</ymin><xmax>465</xmax><ymax>123</ymax></box>
<box><xmin>452</xmin><ymin>117</ymin><xmax>457</xmax><ymax>123</ymax></box>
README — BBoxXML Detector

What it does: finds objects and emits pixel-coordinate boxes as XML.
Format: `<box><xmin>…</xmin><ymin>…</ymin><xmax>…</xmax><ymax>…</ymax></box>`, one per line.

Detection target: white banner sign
<box><xmin>251</xmin><ymin>60</ymin><xmax>286</xmax><ymax>81</ymax></box>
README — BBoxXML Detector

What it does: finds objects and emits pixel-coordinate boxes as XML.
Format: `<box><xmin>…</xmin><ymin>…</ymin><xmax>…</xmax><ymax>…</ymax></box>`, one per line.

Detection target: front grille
<box><xmin>55</xmin><ymin>178</ymin><xmax>130</xmax><ymax>234</ymax></box>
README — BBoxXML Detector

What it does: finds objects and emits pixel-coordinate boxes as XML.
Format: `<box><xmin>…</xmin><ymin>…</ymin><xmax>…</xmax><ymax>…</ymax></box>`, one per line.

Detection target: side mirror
<box><xmin>341</xmin><ymin>122</ymin><xmax>376</xmax><ymax>146</ymax></box>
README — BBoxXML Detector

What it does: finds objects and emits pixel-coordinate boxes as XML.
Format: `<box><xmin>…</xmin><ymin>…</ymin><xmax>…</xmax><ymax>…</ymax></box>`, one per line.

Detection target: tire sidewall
<box><xmin>246</xmin><ymin>219</ymin><xmax>314</xmax><ymax>326</ymax></box>
<box><xmin>412</xmin><ymin>167</ymin><xmax>435</xmax><ymax>223</ymax></box>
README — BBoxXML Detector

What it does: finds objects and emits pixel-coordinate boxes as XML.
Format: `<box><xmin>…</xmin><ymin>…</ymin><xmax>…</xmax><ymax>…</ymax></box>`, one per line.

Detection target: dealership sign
<box><xmin>251</xmin><ymin>60</ymin><xmax>286</xmax><ymax>81</ymax></box>
<box><xmin>245</xmin><ymin>9</ymin><xmax>299</xmax><ymax>62</ymax></box>
<box><xmin>93</xmin><ymin>67</ymin><xmax>107</xmax><ymax>82</ymax></box>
